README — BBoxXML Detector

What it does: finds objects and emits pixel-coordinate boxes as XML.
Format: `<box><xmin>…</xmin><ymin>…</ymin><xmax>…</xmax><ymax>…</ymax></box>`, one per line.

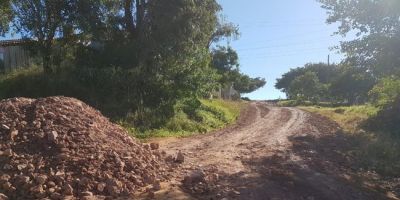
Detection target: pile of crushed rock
<box><xmin>0</xmin><ymin>97</ymin><xmax>167</xmax><ymax>199</ymax></box>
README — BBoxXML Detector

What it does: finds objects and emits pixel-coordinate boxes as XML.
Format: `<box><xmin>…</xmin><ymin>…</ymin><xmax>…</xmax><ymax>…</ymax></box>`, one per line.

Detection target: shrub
<box><xmin>369</xmin><ymin>77</ymin><xmax>400</xmax><ymax>107</ymax></box>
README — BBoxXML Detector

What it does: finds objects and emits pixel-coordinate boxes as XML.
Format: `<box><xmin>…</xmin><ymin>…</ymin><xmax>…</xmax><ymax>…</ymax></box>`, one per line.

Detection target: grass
<box><xmin>300</xmin><ymin>105</ymin><xmax>400</xmax><ymax>176</ymax></box>
<box><xmin>123</xmin><ymin>99</ymin><xmax>245</xmax><ymax>139</ymax></box>
<box><xmin>277</xmin><ymin>99</ymin><xmax>345</xmax><ymax>107</ymax></box>
<box><xmin>300</xmin><ymin>105</ymin><xmax>378</xmax><ymax>133</ymax></box>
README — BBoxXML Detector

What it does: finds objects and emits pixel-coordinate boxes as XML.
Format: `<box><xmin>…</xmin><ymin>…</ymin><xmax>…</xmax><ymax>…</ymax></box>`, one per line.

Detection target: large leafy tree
<box><xmin>319</xmin><ymin>0</ymin><xmax>400</xmax><ymax>77</ymax></box>
<box><xmin>234</xmin><ymin>75</ymin><xmax>266</xmax><ymax>94</ymax></box>
<box><xmin>276</xmin><ymin>63</ymin><xmax>339</xmax><ymax>99</ymax></box>
<box><xmin>0</xmin><ymin>1</ymin><xmax>12</xmax><ymax>35</ymax></box>
<box><xmin>288</xmin><ymin>71</ymin><xmax>326</xmax><ymax>102</ymax></box>
<box><xmin>330</xmin><ymin>65</ymin><xmax>376</xmax><ymax>104</ymax></box>
<box><xmin>210</xmin><ymin>46</ymin><xmax>266</xmax><ymax>94</ymax></box>
<box><xmin>3</xmin><ymin>0</ymin><xmax>78</xmax><ymax>73</ymax></box>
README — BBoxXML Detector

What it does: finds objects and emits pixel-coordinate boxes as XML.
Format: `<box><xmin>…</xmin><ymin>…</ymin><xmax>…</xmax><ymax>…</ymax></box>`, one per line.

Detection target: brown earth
<box><xmin>150</xmin><ymin>102</ymin><xmax>397</xmax><ymax>200</ymax></box>
<box><xmin>0</xmin><ymin>97</ymin><xmax>167</xmax><ymax>200</ymax></box>
<box><xmin>1</xmin><ymin>98</ymin><xmax>398</xmax><ymax>200</ymax></box>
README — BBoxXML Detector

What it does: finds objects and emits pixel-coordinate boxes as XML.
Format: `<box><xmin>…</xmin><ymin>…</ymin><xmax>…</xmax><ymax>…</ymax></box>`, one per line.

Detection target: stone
<box><xmin>62</xmin><ymin>184</ymin><xmax>73</xmax><ymax>195</ymax></box>
<box><xmin>165</xmin><ymin>155</ymin><xmax>174</xmax><ymax>162</ymax></box>
<box><xmin>97</xmin><ymin>183</ymin><xmax>106</xmax><ymax>192</ymax></box>
<box><xmin>0</xmin><ymin>175</ymin><xmax>11</xmax><ymax>182</ymax></box>
<box><xmin>147</xmin><ymin>191</ymin><xmax>155</xmax><ymax>199</ymax></box>
<box><xmin>35</xmin><ymin>175</ymin><xmax>48</xmax><ymax>185</ymax></box>
<box><xmin>49</xmin><ymin>192</ymin><xmax>62</xmax><ymax>200</ymax></box>
<box><xmin>106</xmin><ymin>185</ymin><xmax>120</xmax><ymax>196</ymax></box>
<box><xmin>2</xmin><ymin>182</ymin><xmax>12</xmax><ymax>191</ymax></box>
<box><xmin>17</xmin><ymin>164</ymin><xmax>27</xmax><ymax>171</ymax></box>
<box><xmin>3</xmin><ymin>164</ymin><xmax>13</xmax><ymax>170</ymax></box>
<box><xmin>48</xmin><ymin>187</ymin><xmax>56</xmax><ymax>193</ymax></box>
<box><xmin>1</xmin><ymin>124</ymin><xmax>10</xmax><ymax>130</ymax></box>
<box><xmin>183</xmin><ymin>170</ymin><xmax>206</xmax><ymax>186</ymax></box>
<box><xmin>175</xmin><ymin>151</ymin><xmax>185</xmax><ymax>163</ymax></box>
<box><xmin>9</xmin><ymin>130</ymin><xmax>18</xmax><ymax>141</ymax></box>
<box><xmin>3</xmin><ymin>149</ymin><xmax>12</xmax><ymax>157</ymax></box>
<box><xmin>0</xmin><ymin>97</ymin><xmax>167</xmax><ymax>199</ymax></box>
<box><xmin>81</xmin><ymin>196</ymin><xmax>97</xmax><ymax>200</ymax></box>
<box><xmin>47</xmin><ymin>181</ymin><xmax>56</xmax><ymax>187</ymax></box>
<box><xmin>15</xmin><ymin>175</ymin><xmax>30</xmax><ymax>184</ymax></box>
<box><xmin>152</xmin><ymin>180</ymin><xmax>162</xmax><ymax>191</ymax></box>
<box><xmin>48</xmin><ymin>131</ymin><xmax>58</xmax><ymax>142</ymax></box>
<box><xmin>0</xmin><ymin>193</ymin><xmax>8</xmax><ymax>200</ymax></box>
<box><xmin>30</xmin><ymin>185</ymin><xmax>45</xmax><ymax>195</ymax></box>
<box><xmin>150</xmin><ymin>143</ymin><xmax>159</xmax><ymax>150</ymax></box>
<box><xmin>80</xmin><ymin>191</ymin><xmax>93</xmax><ymax>197</ymax></box>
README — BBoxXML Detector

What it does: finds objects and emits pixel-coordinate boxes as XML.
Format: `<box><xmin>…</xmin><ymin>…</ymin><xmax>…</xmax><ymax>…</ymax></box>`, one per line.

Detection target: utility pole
<box><xmin>328</xmin><ymin>54</ymin><xmax>330</xmax><ymax>67</ymax></box>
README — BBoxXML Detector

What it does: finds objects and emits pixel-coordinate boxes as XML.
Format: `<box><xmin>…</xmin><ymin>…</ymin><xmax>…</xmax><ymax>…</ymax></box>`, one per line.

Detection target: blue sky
<box><xmin>217</xmin><ymin>0</ymin><xmax>345</xmax><ymax>100</ymax></box>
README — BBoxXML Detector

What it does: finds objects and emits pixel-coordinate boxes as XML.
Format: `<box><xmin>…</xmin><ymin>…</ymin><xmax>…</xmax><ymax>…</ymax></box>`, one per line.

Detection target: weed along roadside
<box><xmin>299</xmin><ymin>105</ymin><xmax>400</xmax><ymax>196</ymax></box>
<box><xmin>123</xmin><ymin>99</ymin><xmax>246</xmax><ymax>139</ymax></box>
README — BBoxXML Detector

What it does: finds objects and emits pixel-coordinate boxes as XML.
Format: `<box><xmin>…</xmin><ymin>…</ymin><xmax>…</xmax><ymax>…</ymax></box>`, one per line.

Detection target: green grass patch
<box><xmin>300</xmin><ymin>105</ymin><xmax>400</xmax><ymax>176</ymax></box>
<box><xmin>123</xmin><ymin>99</ymin><xmax>245</xmax><ymax>139</ymax></box>
<box><xmin>277</xmin><ymin>100</ymin><xmax>344</xmax><ymax>107</ymax></box>
<box><xmin>300</xmin><ymin>105</ymin><xmax>378</xmax><ymax>133</ymax></box>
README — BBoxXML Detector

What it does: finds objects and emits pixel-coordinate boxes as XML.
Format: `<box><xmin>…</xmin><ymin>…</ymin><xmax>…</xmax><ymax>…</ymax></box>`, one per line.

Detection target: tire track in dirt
<box><xmin>150</xmin><ymin>102</ymin><xmax>388</xmax><ymax>200</ymax></box>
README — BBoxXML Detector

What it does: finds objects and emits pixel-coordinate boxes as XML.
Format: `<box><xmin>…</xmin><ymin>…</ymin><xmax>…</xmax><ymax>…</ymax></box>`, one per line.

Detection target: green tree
<box><xmin>288</xmin><ymin>71</ymin><xmax>326</xmax><ymax>102</ymax></box>
<box><xmin>330</xmin><ymin>65</ymin><xmax>376</xmax><ymax>104</ymax></box>
<box><xmin>319</xmin><ymin>0</ymin><xmax>400</xmax><ymax>77</ymax></box>
<box><xmin>276</xmin><ymin>63</ymin><xmax>339</xmax><ymax>99</ymax></box>
<box><xmin>208</xmin><ymin>20</ymin><xmax>239</xmax><ymax>48</ymax></box>
<box><xmin>369</xmin><ymin>77</ymin><xmax>400</xmax><ymax>107</ymax></box>
<box><xmin>234</xmin><ymin>75</ymin><xmax>266</xmax><ymax>94</ymax></box>
<box><xmin>0</xmin><ymin>0</ymin><xmax>12</xmax><ymax>35</ymax></box>
<box><xmin>211</xmin><ymin>46</ymin><xmax>266</xmax><ymax>94</ymax></box>
<box><xmin>4</xmin><ymin>0</ymin><xmax>77</xmax><ymax>73</ymax></box>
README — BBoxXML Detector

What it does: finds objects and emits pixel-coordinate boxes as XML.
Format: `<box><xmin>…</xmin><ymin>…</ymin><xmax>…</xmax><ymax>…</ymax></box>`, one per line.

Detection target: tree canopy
<box><xmin>210</xmin><ymin>46</ymin><xmax>266</xmax><ymax>94</ymax></box>
<box><xmin>319</xmin><ymin>0</ymin><xmax>400</xmax><ymax>77</ymax></box>
<box><xmin>0</xmin><ymin>0</ymin><xmax>265</xmax><ymax>129</ymax></box>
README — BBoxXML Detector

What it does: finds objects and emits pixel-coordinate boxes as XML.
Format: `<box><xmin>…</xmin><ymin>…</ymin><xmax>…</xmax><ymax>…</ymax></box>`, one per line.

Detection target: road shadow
<box><xmin>184</xmin><ymin>112</ymin><xmax>389</xmax><ymax>200</ymax></box>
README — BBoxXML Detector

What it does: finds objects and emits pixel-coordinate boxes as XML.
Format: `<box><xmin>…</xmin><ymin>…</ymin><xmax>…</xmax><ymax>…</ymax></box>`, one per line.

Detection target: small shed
<box><xmin>0</xmin><ymin>39</ymin><xmax>32</xmax><ymax>73</ymax></box>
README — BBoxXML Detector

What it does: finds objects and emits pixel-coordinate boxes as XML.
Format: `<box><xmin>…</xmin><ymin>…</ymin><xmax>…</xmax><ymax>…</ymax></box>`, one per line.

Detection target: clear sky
<box><xmin>217</xmin><ymin>0</ymin><xmax>345</xmax><ymax>100</ymax></box>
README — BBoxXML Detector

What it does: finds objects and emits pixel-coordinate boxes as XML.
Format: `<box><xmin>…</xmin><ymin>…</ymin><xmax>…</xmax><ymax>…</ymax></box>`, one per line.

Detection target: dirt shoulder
<box><xmin>148</xmin><ymin>102</ymin><xmax>395</xmax><ymax>200</ymax></box>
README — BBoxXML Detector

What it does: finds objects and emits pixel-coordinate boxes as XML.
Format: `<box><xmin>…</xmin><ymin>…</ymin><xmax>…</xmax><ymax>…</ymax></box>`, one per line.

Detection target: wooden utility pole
<box><xmin>328</xmin><ymin>54</ymin><xmax>330</xmax><ymax>67</ymax></box>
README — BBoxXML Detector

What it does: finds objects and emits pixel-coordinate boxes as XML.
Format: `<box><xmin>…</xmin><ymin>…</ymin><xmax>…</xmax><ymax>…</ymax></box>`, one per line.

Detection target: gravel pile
<box><xmin>0</xmin><ymin>97</ymin><xmax>166</xmax><ymax>199</ymax></box>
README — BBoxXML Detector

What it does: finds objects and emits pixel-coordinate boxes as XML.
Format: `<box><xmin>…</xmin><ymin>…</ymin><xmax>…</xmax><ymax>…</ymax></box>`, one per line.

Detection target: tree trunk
<box><xmin>42</xmin><ymin>43</ymin><xmax>53</xmax><ymax>74</ymax></box>
<box><xmin>42</xmin><ymin>53</ymin><xmax>52</xmax><ymax>74</ymax></box>
<box><xmin>136</xmin><ymin>0</ymin><xmax>145</xmax><ymax>31</ymax></box>
<box><xmin>124</xmin><ymin>0</ymin><xmax>135</xmax><ymax>36</ymax></box>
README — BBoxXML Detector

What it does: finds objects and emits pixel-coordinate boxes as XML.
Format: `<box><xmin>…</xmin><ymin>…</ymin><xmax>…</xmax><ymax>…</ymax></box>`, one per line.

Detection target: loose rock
<box><xmin>62</xmin><ymin>184</ymin><xmax>74</xmax><ymax>195</ymax></box>
<box><xmin>47</xmin><ymin>131</ymin><xmax>58</xmax><ymax>142</ymax></box>
<box><xmin>175</xmin><ymin>151</ymin><xmax>185</xmax><ymax>163</ymax></box>
<box><xmin>150</xmin><ymin>143</ymin><xmax>159</xmax><ymax>150</ymax></box>
<box><xmin>0</xmin><ymin>97</ymin><xmax>167</xmax><ymax>199</ymax></box>
<box><xmin>0</xmin><ymin>193</ymin><xmax>8</xmax><ymax>200</ymax></box>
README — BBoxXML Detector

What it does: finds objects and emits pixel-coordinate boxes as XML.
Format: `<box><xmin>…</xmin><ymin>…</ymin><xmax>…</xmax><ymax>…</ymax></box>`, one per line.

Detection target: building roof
<box><xmin>0</xmin><ymin>39</ymin><xmax>31</xmax><ymax>47</ymax></box>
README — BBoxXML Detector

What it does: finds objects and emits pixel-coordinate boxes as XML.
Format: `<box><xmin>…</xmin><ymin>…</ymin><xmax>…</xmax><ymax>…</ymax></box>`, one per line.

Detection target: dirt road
<box><xmin>150</xmin><ymin>102</ymin><xmax>390</xmax><ymax>200</ymax></box>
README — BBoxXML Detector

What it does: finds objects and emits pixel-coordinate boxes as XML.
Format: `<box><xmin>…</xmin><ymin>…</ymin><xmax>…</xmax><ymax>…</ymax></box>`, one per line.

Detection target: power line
<box><xmin>239</xmin><ymin>48</ymin><xmax>333</xmax><ymax>59</ymax></box>
<box><xmin>235</xmin><ymin>38</ymin><xmax>337</xmax><ymax>51</ymax></box>
<box><xmin>229</xmin><ymin>29</ymin><xmax>338</xmax><ymax>48</ymax></box>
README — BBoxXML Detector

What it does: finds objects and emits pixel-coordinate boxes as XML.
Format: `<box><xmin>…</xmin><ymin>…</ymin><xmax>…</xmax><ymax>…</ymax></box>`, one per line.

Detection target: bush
<box><xmin>369</xmin><ymin>77</ymin><xmax>400</xmax><ymax>107</ymax></box>
<box><xmin>129</xmin><ymin>99</ymin><xmax>244</xmax><ymax>139</ymax></box>
<box><xmin>241</xmin><ymin>97</ymin><xmax>251</xmax><ymax>101</ymax></box>
<box><xmin>0</xmin><ymin>66</ymin><xmax>176</xmax><ymax>129</ymax></box>
<box><xmin>365</xmin><ymin>97</ymin><xmax>400</xmax><ymax>136</ymax></box>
